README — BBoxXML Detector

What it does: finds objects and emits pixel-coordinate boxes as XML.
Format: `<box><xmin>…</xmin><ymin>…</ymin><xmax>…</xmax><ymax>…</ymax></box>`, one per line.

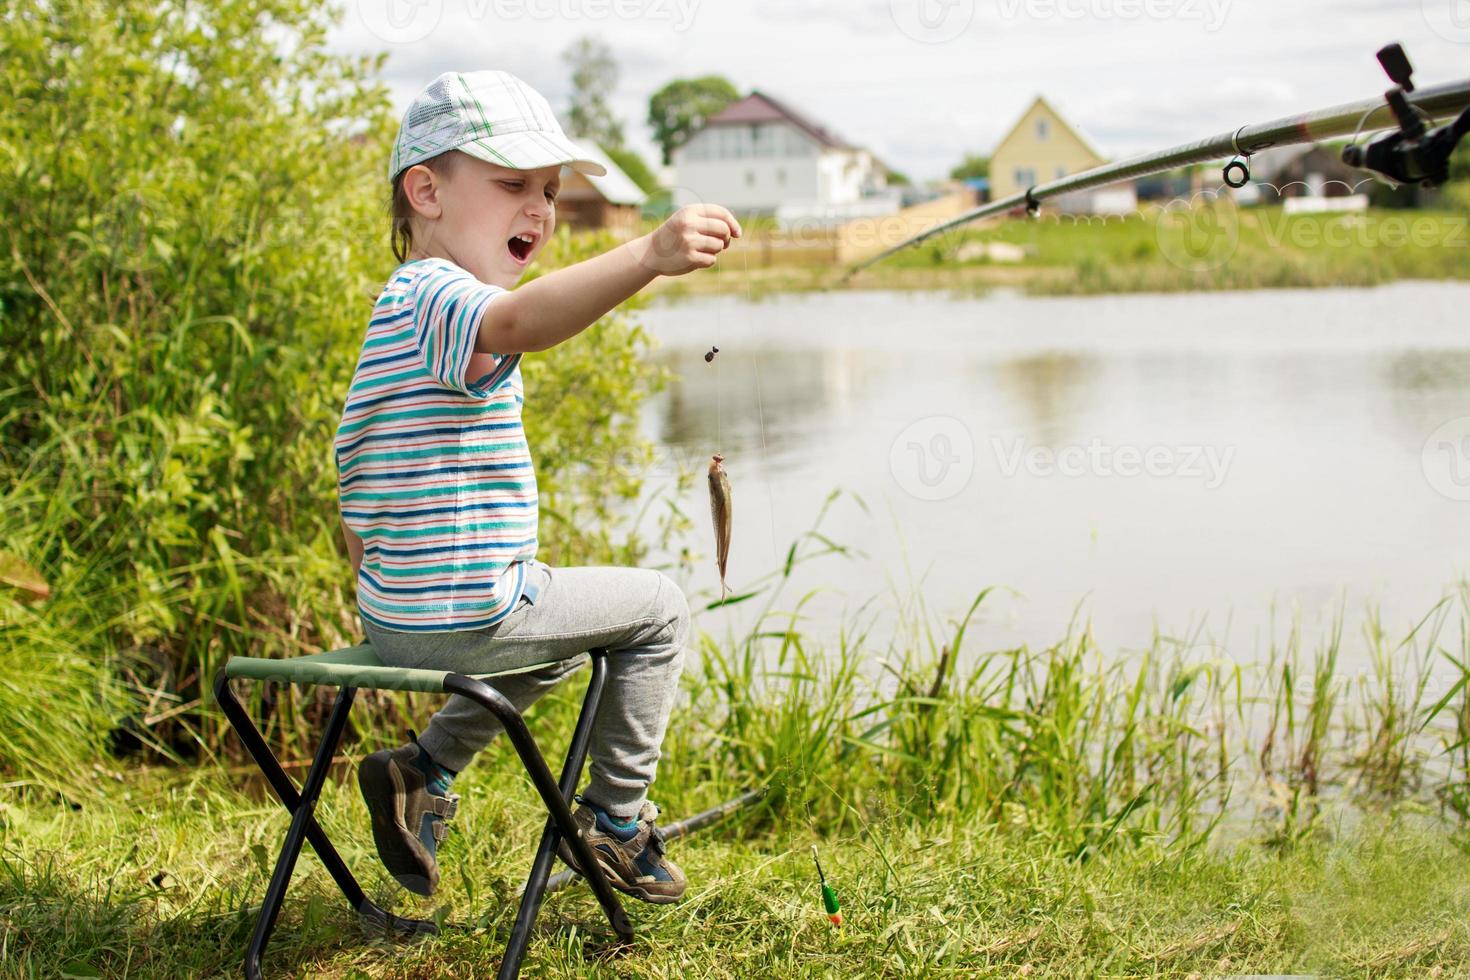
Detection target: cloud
<box><xmin>329</xmin><ymin>0</ymin><xmax>1470</xmax><ymax>181</ymax></box>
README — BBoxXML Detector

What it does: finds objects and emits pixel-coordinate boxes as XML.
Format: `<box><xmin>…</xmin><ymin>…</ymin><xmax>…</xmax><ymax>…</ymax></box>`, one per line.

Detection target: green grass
<box><xmin>934</xmin><ymin>204</ymin><xmax>1470</xmax><ymax>294</ymax></box>
<box><xmin>2</xmin><ymin>742</ymin><xmax>1467</xmax><ymax>976</ymax></box>
<box><xmin>5</xmin><ymin>494</ymin><xmax>1470</xmax><ymax>976</ymax></box>
<box><xmin>651</xmin><ymin>204</ymin><xmax>1470</xmax><ymax>299</ymax></box>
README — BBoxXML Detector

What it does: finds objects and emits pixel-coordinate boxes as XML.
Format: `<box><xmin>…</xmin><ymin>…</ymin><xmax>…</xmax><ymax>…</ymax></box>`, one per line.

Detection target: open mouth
<box><xmin>507</xmin><ymin>231</ymin><xmax>537</xmax><ymax>264</ymax></box>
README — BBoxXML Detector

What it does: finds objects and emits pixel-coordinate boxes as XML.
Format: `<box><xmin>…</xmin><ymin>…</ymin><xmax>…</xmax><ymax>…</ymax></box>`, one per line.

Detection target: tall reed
<box><xmin>659</xmin><ymin>495</ymin><xmax>1470</xmax><ymax>860</ymax></box>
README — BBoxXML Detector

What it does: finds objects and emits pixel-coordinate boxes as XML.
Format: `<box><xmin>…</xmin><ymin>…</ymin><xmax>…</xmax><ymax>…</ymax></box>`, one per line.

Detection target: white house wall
<box><xmin>676</xmin><ymin>119</ymin><xmax>893</xmax><ymax>213</ymax></box>
<box><xmin>673</xmin><ymin>120</ymin><xmax>820</xmax><ymax>212</ymax></box>
<box><xmin>672</xmin><ymin>154</ymin><xmax>821</xmax><ymax>211</ymax></box>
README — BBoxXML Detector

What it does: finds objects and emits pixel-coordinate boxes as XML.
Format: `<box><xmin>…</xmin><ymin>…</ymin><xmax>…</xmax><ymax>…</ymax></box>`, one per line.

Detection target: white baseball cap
<box><xmin>389</xmin><ymin>70</ymin><xmax>607</xmax><ymax>183</ymax></box>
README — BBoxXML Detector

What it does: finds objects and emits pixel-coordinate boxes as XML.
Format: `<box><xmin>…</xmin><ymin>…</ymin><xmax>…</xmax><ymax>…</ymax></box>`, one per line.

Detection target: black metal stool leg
<box><xmin>500</xmin><ymin>651</ymin><xmax>610</xmax><ymax>979</ymax></box>
<box><xmin>443</xmin><ymin>659</ymin><xmax>635</xmax><ymax>979</ymax></box>
<box><xmin>243</xmin><ymin>684</ymin><xmax>355</xmax><ymax>980</ymax></box>
<box><xmin>213</xmin><ymin>673</ymin><xmax>437</xmax><ymax>980</ymax></box>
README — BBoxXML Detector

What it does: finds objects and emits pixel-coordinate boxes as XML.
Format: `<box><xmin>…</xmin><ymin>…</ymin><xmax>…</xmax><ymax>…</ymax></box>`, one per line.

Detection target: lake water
<box><xmin>633</xmin><ymin>283</ymin><xmax>1470</xmax><ymax>670</ymax></box>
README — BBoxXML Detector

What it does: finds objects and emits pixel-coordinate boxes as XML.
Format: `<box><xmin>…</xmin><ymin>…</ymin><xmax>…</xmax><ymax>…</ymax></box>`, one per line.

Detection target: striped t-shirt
<box><xmin>334</xmin><ymin>257</ymin><xmax>538</xmax><ymax>632</ymax></box>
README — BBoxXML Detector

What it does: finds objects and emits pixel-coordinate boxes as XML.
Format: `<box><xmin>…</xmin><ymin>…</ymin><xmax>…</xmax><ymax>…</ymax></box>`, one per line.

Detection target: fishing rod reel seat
<box><xmin>1342</xmin><ymin>42</ymin><xmax>1470</xmax><ymax>188</ymax></box>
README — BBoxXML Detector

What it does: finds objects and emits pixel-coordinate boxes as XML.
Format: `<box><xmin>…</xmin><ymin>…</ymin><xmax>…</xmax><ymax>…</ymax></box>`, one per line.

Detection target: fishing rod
<box><xmin>531</xmin><ymin>788</ymin><xmax>765</xmax><ymax>897</ymax></box>
<box><xmin>846</xmin><ymin>43</ymin><xmax>1470</xmax><ymax>278</ymax></box>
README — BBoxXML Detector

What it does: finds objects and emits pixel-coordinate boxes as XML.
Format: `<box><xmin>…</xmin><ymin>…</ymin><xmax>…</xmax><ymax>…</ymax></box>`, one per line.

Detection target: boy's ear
<box><xmin>403</xmin><ymin>164</ymin><xmax>443</xmax><ymax>220</ymax></box>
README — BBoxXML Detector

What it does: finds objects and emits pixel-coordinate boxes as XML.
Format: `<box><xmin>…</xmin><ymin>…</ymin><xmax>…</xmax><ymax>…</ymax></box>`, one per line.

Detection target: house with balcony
<box><xmin>671</xmin><ymin>90</ymin><xmax>898</xmax><ymax>227</ymax></box>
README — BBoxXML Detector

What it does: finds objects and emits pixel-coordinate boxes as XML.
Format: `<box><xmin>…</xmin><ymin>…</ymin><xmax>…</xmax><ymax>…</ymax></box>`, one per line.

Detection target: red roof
<box><xmin>705</xmin><ymin>91</ymin><xmax>850</xmax><ymax>149</ymax></box>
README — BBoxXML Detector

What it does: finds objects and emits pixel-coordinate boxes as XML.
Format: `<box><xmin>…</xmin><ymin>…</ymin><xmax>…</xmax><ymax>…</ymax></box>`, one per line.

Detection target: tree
<box><xmin>950</xmin><ymin>154</ymin><xmax>990</xmax><ymax>181</ymax></box>
<box><xmin>0</xmin><ymin>0</ymin><xmax>669</xmax><ymax>769</ymax></box>
<box><xmin>647</xmin><ymin>76</ymin><xmax>740</xmax><ymax>165</ymax></box>
<box><xmin>605</xmin><ymin>145</ymin><xmax>661</xmax><ymax>193</ymax></box>
<box><xmin>562</xmin><ymin>36</ymin><xmax>624</xmax><ymax>150</ymax></box>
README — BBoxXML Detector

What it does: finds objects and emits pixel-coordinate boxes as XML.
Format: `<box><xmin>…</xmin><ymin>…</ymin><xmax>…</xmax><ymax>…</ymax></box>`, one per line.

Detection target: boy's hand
<box><xmin>633</xmin><ymin>204</ymin><xmax>742</xmax><ymax>276</ymax></box>
<box><xmin>484</xmin><ymin>203</ymin><xmax>740</xmax><ymax>354</ymax></box>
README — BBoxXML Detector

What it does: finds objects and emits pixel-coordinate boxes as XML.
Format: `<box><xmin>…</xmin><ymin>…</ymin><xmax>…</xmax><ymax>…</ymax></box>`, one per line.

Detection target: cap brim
<box><xmin>458</xmin><ymin>131</ymin><xmax>607</xmax><ymax>177</ymax></box>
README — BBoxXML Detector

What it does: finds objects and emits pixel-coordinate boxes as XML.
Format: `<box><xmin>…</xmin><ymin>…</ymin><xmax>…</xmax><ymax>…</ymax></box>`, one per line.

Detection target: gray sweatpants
<box><xmin>360</xmin><ymin>562</ymin><xmax>690</xmax><ymax>820</ymax></box>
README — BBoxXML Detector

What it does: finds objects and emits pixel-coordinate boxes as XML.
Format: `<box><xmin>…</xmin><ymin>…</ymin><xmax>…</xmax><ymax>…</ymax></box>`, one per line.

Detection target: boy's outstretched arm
<box><xmin>477</xmin><ymin>203</ymin><xmax>741</xmax><ymax>355</ymax></box>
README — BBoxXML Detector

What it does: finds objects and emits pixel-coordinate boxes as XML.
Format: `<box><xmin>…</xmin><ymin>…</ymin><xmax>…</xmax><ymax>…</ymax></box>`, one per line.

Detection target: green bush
<box><xmin>0</xmin><ymin>0</ymin><xmax>666</xmax><ymax>781</ymax></box>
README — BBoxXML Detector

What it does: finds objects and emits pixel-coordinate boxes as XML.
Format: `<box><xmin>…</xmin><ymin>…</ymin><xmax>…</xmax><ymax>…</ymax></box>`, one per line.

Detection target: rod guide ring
<box><xmin>1223</xmin><ymin>125</ymin><xmax>1253</xmax><ymax>188</ymax></box>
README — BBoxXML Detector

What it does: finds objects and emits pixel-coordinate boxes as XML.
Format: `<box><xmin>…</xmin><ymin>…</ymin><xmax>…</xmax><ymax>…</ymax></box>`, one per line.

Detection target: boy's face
<box><xmin>408</xmin><ymin>154</ymin><xmax>560</xmax><ymax>288</ymax></box>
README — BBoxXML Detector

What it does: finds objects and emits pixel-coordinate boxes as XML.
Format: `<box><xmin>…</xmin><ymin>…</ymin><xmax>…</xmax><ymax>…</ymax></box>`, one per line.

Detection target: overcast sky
<box><xmin>329</xmin><ymin>0</ymin><xmax>1470</xmax><ymax>182</ymax></box>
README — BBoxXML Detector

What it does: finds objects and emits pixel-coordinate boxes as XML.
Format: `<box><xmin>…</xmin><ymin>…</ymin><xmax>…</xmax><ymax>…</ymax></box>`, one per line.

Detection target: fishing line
<box><xmin>714</xmin><ymin>251</ymin><xmax>723</xmax><ymax>457</ymax></box>
<box><xmin>742</xmin><ymin>237</ymin><xmax>780</xmax><ymax>562</ymax></box>
<box><xmin>713</xmin><ymin>236</ymin><xmax>781</xmax><ymax>581</ymax></box>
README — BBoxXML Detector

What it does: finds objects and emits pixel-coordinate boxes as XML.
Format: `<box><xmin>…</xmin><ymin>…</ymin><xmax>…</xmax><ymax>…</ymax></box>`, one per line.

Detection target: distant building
<box><xmin>989</xmin><ymin>95</ymin><xmax>1136</xmax><ymax>214</ymax></box>
<box><xmin>671</xmin><ymin>90</ymin><xmax>898</xmax><ymax>226</ymax></box>
<box><xmin>555</xmin><ymin>143</ymin><xmax>646</xmax><ymax>239</ymax></box>
<box><xmin>1235</xmin><ymin>144</ymin><xmax>1370</xmax><ymax>203</ymax></box>
<box><xmin>960</xmin><ymin>176</ymin><xmax>990</xmax><ymax>202</ymax></box>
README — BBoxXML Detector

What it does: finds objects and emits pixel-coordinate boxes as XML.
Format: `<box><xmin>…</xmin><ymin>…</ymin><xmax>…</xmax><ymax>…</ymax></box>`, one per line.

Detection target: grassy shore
<box><xmin>646</xmin><ymin>205</ymin><xmax>1470</xmax><ymax>300</ymax></box>
<box><xmin>4</xmin><ymin>501</ymin><xmax>1470</xmax><ymax>976</ymax></box>
<box><xmin>4</xmin><ymin>771</ymin><xmax>1467</xmax><ymax>978</ymax></box>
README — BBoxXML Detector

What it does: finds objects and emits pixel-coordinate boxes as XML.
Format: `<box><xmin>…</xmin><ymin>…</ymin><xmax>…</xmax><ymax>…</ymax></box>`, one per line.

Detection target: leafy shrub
<box><xmin>0</xmin><ymin>0</ymin><xmax>666</xmax><ymax>777</ymax></box>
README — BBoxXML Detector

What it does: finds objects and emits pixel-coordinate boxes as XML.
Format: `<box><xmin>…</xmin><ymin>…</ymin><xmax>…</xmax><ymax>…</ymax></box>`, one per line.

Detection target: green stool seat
<box><xmin>223</xmin><ymin>643</ymin><xmax>553</xmax><ymax>694</ymax></box>
<box><xmin>225</xmin><ymin>644</ymin><xmax>448</xmax><ymax>693</ymax></box>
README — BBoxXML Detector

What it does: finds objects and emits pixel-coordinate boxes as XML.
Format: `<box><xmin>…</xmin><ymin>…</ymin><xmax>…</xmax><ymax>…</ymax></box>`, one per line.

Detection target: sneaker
<box><xmin>357</xmin><ymin>732</ymin><xmax>459</xmax><ymax>897</ymax></box>
<box><xmin>555</xmin><ymin>797</ymin><xmax>686</xmax><ymax>904</ymax></box>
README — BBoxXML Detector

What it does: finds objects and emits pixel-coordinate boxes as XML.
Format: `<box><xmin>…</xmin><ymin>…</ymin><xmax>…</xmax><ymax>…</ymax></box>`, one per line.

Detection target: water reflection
<box><xmin>991</xmin><ymin>353</ymin><xmax>1098</xmax><ymax>446</ymax></box>
<box><xmin>1379</xmin><ymin>349</ymin><xmax>1470</xmax><ymax>448</ymax></box>
<box><xmin>653</xmin><ymin>347</ymin><xmax>887</xmax><ymax>461</ymax></box>
<box><xmin>634</xmin><ymin>286</ymin><xmax>1470</xmax><ymax>666</ymax></box>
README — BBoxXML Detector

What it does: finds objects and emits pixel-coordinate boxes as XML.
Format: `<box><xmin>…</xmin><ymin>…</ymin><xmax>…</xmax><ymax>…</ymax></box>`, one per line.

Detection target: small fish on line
<box><xmin>704</xmin><ymin>346</ymin><xmax>719</xmax><ymax>363</ymax></box>
<box><xmin>708</xmin><ymin>453</ymin><xmax>732</xmax><ymax>601</ymax></box>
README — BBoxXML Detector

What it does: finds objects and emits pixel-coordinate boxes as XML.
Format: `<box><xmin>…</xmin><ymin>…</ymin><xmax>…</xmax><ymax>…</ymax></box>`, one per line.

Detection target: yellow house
<box><xmin>989</xmin><ymin>96</ymin><xmax>1136</xmax><ymax>213</ymax></box>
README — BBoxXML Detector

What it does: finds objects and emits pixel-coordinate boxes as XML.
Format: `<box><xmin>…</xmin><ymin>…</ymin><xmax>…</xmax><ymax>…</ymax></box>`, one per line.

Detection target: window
<box><xmin>1015</xmin><ymin>167</ymin><xmax>1037</xmax><ymax>187</ymax></box>
<box><xmin>777</xmin><ymin>168</ymin><xmax>786</xmax><ymax>186</ymax></box>
<box><xmin>783</xmin><ymin>126</ymin><xmax>811</xmax><ymax>157</ymax></box>
<box><xmin>1055</xmin><ymin>165</ymin><xmax>1067</xmax><ymax>180</ymax></box>
<box><xmin>753</xmin><ymin>123</ymin><xmax>777</xmax><ymax>158</ymax></box>
<box><xmin>681</xmin><ymin>132</ymin><xmax>710</xmax><ymax>161</ymax></box>
<box><xmin>1036</xmin><ymin>118</ymin><xmax>1049</xmax><ymax>140</ymax></box>
<box><xmin>746</xmin><ymin>169</ymin><xmax>756</xmax><ymax>187</ymax></box>
<box><xmin>713</xmin><ymin>128</ymin><xmax>738</xmax><ymax>159</ymax></box>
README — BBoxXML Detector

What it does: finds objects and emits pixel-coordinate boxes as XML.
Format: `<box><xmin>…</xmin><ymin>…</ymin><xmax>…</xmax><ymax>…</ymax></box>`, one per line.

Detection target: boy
<box><xmin>335</xmin><ymin>70</ymin><xmax>740</xmax><ymax>903</ymax></box>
